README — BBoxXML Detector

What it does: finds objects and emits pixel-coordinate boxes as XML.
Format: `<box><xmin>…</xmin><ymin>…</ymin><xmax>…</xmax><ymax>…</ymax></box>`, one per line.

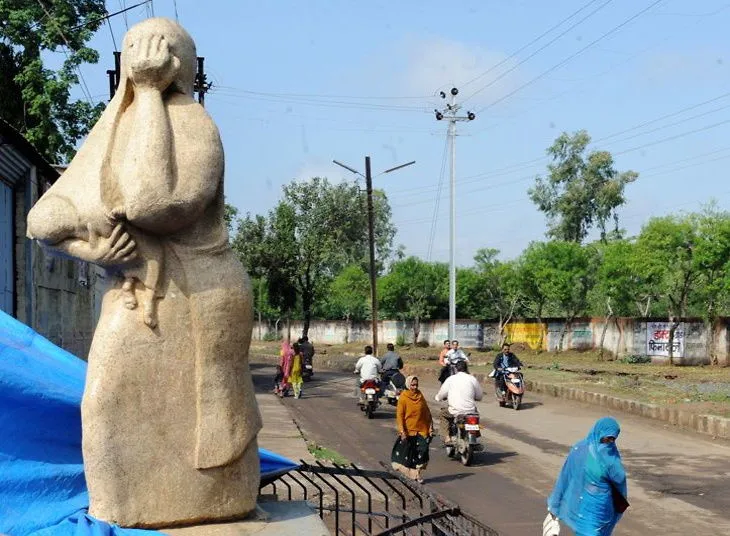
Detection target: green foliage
<box><xmin>529</xmin><ymin>130</ymin><xmax>638</xmax><ymax>243</ymax></box>
<box><xmin>0</xmin><ymin>0</ymin><xmax>108</xmax><ymax>163</ymax></box>
<box><xmin>321</xmin><ymin>264</ymin><xmax>369</xmax><ymax>322</ymax></box>
<box><xmin>395</xmin><ymin>332</ymin><xmax>406</xmax><ymax>347</ymax></box>
<box><xmin>379</xmin><ymin>257</ymin><xmax>447</xmax><ymax>322</ymax></box>
<box><xmin>231</xmin><ymin>177</ymin><xmax>396</xmax><ymax>332</ymax></box>
<box><xmin>588</xmin><ymin>239</ymin><xmax>643</xmax><ymax>317</ymax></box>
<box><xmin>619</xmin><ymin>355</ymin><xmax>651</xmax><ymax>364</ymax></box>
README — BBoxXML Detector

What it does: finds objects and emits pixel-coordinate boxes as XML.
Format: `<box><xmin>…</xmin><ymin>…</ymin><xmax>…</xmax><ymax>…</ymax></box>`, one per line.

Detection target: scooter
<box><xmin>444</xmin><ymin>413</ymin><xmax>483</xmax><ymax>466</ymax></box>
<box><xmin>492</xmin><ymin>366</ymin><xmax>525</xmax><ymax>410</ymax></box>
<box><xmin>381</xmin><ymin>370</ymin><xmax>405</xmax><ymax>406</ymax></box>
<box><xmin>358</xmin><ymin>379</ymin><xmax>381</xmax><ymax>419</ymax></box>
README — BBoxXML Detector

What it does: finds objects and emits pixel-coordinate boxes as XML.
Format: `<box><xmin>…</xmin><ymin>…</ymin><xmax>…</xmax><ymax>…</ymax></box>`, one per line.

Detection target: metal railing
<box><xmin>259</xmin><ymin>461</ymin><xmax>498</xmax><ymax>536</ymax></box>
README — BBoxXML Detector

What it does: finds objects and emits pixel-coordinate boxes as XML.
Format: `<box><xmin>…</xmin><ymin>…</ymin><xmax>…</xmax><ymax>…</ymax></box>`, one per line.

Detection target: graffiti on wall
<box><xmin>505</xmin><ymin>322</ymin><xmax>547</xmax><ymax>350</ymax></box>
<box><xmin>646</xmin><ymin>322</ymin><xmax>685</xmax><ymax>357</ymax></box>
<box><xmin>571</xmin><ymin>322</ymin><xmax>593</xmax><ymax>349</ymax></box>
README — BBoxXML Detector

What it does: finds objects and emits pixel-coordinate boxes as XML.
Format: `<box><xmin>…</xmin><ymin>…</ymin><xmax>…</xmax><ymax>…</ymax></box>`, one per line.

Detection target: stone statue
<box><xmin>26</xmin><ymin>18</ymin><xmax>262</xmax><ymax>528</ymax></box>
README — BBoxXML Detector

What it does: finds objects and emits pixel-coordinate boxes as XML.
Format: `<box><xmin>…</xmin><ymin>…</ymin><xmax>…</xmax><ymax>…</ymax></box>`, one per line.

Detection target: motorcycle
<box><xmin>493</xmin><ymin>366</ymin><xmax>525</xmax><ymax>410</ymax></box>
<box><xmin>302</xmin><ymin>354</ymin><xmax>314</xmax><ymax>382</ymax></box>
<box><xmin>381</xmin><ymin>370</ymin><xmax>405</xmax><ymax>406</ymax></box>
<box><xmin>358</xmin><ymin>379</ymin><xmax>381</xmax><ymax>419</ymax></box>
<box><xmin>444</xmin><ymin>413</ymin><xmax>482</xmax><ymax>466</ymax></box>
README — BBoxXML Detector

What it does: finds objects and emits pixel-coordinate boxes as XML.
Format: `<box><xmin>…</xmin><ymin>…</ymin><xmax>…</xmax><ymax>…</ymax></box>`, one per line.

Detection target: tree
<box><xmin>379</xmin><ymin>257</ymin><xmax>447</xmax><ymax>343</ymax></box>
<box><xmin>1</xmin><ymin>0</ymin><xmax>107</xmax><ymax>162</ymax></box>
<box><xmin>232</xmin><ymin>177</ymin><xmax>396</xmax><ymax>337</ymax></box>
<box><xmin>518</xmin><ymin>241</ymin><xmax>595</xmax><ymax>351</ymax></box>
<box><xmin>588</xmin><ymin>239</ymin><xmax>638</xmax><ymax>359</ymax></box>
<box><xmin>691</xmin><ymin>205</ymin><xmax>730</xmax><ymax>365</ymax></box>
<box><xmin>322</xmin><ymin>264</ymin><xmax>370</xmax><ymax>342</ymax></box>
<box><xmin>529</xmin><ymin>130</ymin><xmax>638</xmax><ymax>243</ymax></box>
<box><xmin>467</xmin><ymin>248</ymin><xmax>522</xmax><ymax>344</ymax></box>
<box><xmin>634</xmin><ymin>216</ymin><xmax>699</xmax><ymax>364</ymax></box>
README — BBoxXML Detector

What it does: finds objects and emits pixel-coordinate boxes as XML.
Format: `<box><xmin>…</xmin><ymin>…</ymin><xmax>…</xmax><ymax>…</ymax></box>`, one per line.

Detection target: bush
<box><xmin>619</xmin><ymin>354</ymin><xmax>651</xmax><ymax>364</ymax></box>
<box><xmin>263</xmin><ymin>331</ymin><xmax>281</xmax><ymax>342</ymax></box>
<box><xmin>395</xmin><ymin>333</ymin><xmax>406</xmax><ymax>347</ymax></box>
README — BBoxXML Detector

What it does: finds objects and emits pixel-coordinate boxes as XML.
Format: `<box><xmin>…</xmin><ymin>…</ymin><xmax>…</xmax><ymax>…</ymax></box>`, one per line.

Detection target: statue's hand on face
<box><xmin>128</xmin><ymin>33</ymin><xmax>181</xmax><ymax>93</ymax></box>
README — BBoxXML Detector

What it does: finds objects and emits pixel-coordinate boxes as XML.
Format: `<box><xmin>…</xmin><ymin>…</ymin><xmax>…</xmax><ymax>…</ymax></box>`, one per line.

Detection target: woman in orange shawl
<box><xmin>392</xmin><ymin>376</ymin><xmax>433</xmax><ymax>483</ymax></box>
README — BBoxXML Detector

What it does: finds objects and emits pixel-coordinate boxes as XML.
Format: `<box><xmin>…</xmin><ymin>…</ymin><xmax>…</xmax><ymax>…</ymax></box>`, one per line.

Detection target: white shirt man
<box><xmin>445</xmin><ymin>345</ymin><xmax>469</xmax><ymax>365</ymax></box>
<box><xmin>435</xmin><ymin>370</ymin><xmax>483</xmax><ymax>415</ymax></box>
<box><xmin>354</xmin><ymin>351</ymin><xmax>382</xmax><ymax>382</ymax></box>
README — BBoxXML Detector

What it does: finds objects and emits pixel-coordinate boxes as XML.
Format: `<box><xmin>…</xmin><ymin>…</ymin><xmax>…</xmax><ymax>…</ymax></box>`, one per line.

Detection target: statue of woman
<box><xmin>27</xmin><ymin>18</ymin><xmax>261</xmax><ymax>528</ymax></box>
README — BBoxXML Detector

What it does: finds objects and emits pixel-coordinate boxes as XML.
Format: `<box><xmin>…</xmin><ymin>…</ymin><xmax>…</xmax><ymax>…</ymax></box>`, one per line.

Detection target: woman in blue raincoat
<box><xmin>547</xmin><ymin>417</ymin><xmax>628</xmax><ymax>536</ymax></box>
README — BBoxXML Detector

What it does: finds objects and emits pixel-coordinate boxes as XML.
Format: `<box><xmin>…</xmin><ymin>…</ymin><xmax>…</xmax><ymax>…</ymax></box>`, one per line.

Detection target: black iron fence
<box><xmin>259</xmin><ymin>461</ymin><xmax>498</xmax><ymax>536</ymax></box>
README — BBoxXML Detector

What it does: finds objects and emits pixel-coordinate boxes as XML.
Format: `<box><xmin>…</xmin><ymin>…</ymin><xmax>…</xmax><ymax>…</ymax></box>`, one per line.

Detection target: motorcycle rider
<box><xmin>299</xmin><ymin>336</ymin><xmax>315</xmax><ymax>375</ymax></box>
<box><xmin>434</xmin><ymin>360</ymin><xmax>483</xmax><ymax>445</ymax></box>
<box><xmin>493</xmin><ymin>343</ymin><xmax>523</xmax><ymax>394</ymax></box>
<box><xmin>439</xmin><ymin>340</ymin><xmax>469</xmax><ymax>384</ymax></box>
<box><xmin>380</xmin><ymin>343</ymin><xmax>405</xmax><ymax>389</ymax></box>
<box><xmin>437</xmin><ymin>339</ymin><xmax>452</xmax><ymax>384</ymax></box>
<box><xmin>354</xmin><ymin>345</ymin><xmax>382</xmax><ymax>397</ymax></box>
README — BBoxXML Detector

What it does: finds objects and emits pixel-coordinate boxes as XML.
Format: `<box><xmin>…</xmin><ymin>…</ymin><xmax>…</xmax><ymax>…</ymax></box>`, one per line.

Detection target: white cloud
<box><xmin>398</xmin><ymin>36</ymin><xmax>521</xmax><ymax>107</ymax></box>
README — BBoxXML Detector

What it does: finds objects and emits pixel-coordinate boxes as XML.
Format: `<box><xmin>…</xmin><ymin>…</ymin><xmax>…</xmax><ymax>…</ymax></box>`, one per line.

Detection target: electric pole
<box><xmin>434</xmin><ymin>88</ymin><xmax>476</xmax><ymax>340</ymax></box>
<box><xmin>333</xmin><ymin>157</ymin><xmax>415</xmax><ymax>357</ymax></box>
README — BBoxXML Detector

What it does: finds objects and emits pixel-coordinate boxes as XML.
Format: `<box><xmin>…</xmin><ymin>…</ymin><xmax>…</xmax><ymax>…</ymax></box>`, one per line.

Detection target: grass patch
<box><xmin>307</xmin><ymin>442</ymin><xmax>349</xmax><ymax>465</ymax></box>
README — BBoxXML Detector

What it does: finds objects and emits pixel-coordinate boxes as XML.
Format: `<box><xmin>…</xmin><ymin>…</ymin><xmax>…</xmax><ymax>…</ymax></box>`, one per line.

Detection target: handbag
<box><xmin>609</xmin><ymin>480</ymin><xmax>630</xmax><ymax>513</ymax></box>
<box><xmin>542</xmin><ymin>512</ymin><xmax>560</xmax><ymax>536</ymax></box>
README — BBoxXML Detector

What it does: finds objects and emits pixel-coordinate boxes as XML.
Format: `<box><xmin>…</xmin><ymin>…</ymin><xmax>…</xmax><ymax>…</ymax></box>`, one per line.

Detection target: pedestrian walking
<box><xmin>289</xmin><ymin>343</ymin><xmax>304</xmax><ymax>399</ymax></box>
<box><xmin>391</xmin><ymin>376</ymin><xmax>433</xmax><ymax>484</ymax></box>
<box><xmin>276</xmin><ymin>341</ymin><xmax>294</xmax><ymax>397</ymax></box>
<box><xmin>546</xmin><ymin>417</ymin><xmax>628</xmax><ymax>536</ymax></box>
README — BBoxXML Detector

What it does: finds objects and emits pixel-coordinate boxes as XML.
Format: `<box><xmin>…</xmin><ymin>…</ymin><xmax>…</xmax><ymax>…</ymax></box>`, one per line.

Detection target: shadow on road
<box><xmin>425</xmin><ymin>472</ymin><xmax>474</xmax><ymax>484</ymax></box>
<box><xmin>517</xmin><ymin>401</ymin><xmax>543</xmax><ymax>410</ymax></box>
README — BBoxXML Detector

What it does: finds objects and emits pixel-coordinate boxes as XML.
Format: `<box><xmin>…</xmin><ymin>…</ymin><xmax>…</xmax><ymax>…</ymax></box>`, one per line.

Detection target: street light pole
<box><xmin>333</xmin><ymin>157</ymin><xmax>415</xmax><ymax>357</ymax></box>
<box><xmin>364</xmin><ymin>156</ymin><xmax>379</xmax><ymax>356</ymax></box>
<box><xmin>434</xmin><ymin>88</ymin><xmax>476</xmax><ymax>340</ymax></box>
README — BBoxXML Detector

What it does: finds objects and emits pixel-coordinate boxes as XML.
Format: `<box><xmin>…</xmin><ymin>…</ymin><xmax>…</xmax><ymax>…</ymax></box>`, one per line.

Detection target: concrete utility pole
<box><xmin>333</xmin><ymin>157</ymin><xmax>415</xmax><ymax>357</ymax></box>
<box><xmin>434</xmin><ymin>88</ymin><xmax>476</xmax><ymax>340</ymax></box>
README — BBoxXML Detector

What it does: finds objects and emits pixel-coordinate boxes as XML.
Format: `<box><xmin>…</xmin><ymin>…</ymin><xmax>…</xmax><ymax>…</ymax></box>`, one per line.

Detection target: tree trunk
<box><xmin>345</xmin><ymin>314</ymin><xmax>351</xmax><ymax>344</ymax></box>
<box><xmin>286</xmin><ymin>316</ymin><xmax>292</xmax><ymax>344</ymax></box>
<box><xmin>599</xmin><ymin>298</ymin><xmax>614</xmax><ymax>361</ymax></box>
<box><xmin>413</xmin><ymin>316</ymin><xmax>421</xmax><ymax>345</ymax></box>
<box><xmin>536</xmin><ymin>305</ymin><xmax>545</xmax><ymax>352</ymax></box>
<box><xmin>557</xmin><ymin>317</ymin><xmax>572</xmax><ymax>353</ymax></box>
<box><xmin>301</xmin><ymin>292</ymin><xmax>312</xmax><ymax>338</ymax></box>
<box><xmin>667</xmin><ymin>311</ymin><xmax>678</xmax><ymax>366</ymax></box>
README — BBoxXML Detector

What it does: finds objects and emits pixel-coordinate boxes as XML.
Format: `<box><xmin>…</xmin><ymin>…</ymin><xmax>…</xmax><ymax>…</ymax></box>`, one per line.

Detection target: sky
<box><xmin>69</xmin><ymin>0</ymin><xmax>730</xmax><ymax>265</ymax></box>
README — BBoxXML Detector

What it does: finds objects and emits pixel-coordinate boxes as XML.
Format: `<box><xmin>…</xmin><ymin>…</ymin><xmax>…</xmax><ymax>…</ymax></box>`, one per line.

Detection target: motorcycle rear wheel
<box><xmin>366</xmin><ymin>404</ymin><xmax>375</xmax><ymax>419</ymax></box>
<box><xmin>460</xmin><ymin>445</ymin><xmax>473</xmax><ymax>466</ymax></box>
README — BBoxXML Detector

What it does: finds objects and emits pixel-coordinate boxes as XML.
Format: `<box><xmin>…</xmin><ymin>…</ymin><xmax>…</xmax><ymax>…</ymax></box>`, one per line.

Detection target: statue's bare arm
<box><xmin>116</xmin><ymin>33</ymin><xmax>221</xmax><ymax>234</ymax></box>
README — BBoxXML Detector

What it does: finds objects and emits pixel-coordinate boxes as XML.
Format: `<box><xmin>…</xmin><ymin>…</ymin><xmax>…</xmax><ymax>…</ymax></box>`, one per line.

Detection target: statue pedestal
<box><xmin>163</xmin><ymin>502</ymin><xmax>330</xmax><ymax>536</ymax></box>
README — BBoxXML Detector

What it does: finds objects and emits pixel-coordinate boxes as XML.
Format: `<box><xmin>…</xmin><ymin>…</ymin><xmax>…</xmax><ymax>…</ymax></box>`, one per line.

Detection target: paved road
<box><xmin>251</xmin><ymin>363</ymin><xmax>730</xmax><ymax>536</ymax></box>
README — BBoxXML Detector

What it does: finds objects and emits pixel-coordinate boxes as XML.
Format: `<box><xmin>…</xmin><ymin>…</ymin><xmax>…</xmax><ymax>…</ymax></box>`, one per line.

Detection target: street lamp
<box><xmin>333</xmin><ymin>157</ymin><xmax>415</xmax><ymax>356</ymax></box>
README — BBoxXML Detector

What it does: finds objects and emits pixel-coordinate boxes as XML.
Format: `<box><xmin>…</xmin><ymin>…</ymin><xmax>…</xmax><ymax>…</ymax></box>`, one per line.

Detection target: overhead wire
<box><xmin>35</xmin><ymin>0</ymin><xmax>95</xmax><ymax>104</ymax></box>
<box><xmin>461</xmin><ymin>0</ymin><xmax>615</xmax><ymax>105</ymax></box>
<box><xmin>426</xmin><ymin>136</ymin><xmax>450</xmax><ymax>260</ymax></box>
<box><xmin>459</xmin><ymin>0</ymin><xmax>605</xmax><ymax>95</ymax></box>
<box><xmin>476</xmin><ymin>0</ymin><xmax>666</xmax><ymax>114</ymax></box>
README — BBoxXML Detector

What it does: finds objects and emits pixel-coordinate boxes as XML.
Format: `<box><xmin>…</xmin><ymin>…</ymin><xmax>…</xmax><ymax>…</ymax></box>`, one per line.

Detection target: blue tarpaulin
<box><xmin>0</xmin><ymin>310</ymin><xmax>297</xmax><ymax>536</ymax></box>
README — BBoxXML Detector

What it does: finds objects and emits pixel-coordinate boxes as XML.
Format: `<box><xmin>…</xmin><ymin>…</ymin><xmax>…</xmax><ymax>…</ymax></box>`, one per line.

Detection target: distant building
<box><xmin>0</xmin><ymin>118</ymin><xmax>102</xmax><ymax>358</ymax></box>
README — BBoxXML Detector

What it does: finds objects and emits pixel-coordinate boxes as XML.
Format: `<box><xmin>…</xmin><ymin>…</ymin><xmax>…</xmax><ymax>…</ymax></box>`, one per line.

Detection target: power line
<box><xmin>35</xmin><ymin>0</ymin><xmax>95</xmax><ymax>104</ymax></box>
<box><xmin>427</xmin><ymin>135</ymin><xmax>450</xmax><ymax>260</ymax></box>
<box><xmin>462</xmin><ymin>0</ymin><xmax>614</xmax><ymax>104</ymax></box>
<box><xmin>476</xmin><ymin>0</ymin><xmax>665</xmax><ymax>114</ymax></box>
<box><xmin>119</xmin><ymin>1</ymin><xmax>129</xmax><ymax>31</ymax></box>
<box><xmin>172</xmin><ymin>0</ymin><xmax>179</xmax><ymax>21</ymax></box>
<box><xmin>460</xmin><ymin>0</ymin><xmax>605</xmax><ymax>95</ymax></box>
<box><xmin>215</xmin><ymin>86</ymin><xmax>430</xmax><ymax>101</ymax></box>
<box><xmin>70</xmin><ymin>1</ymin><xmax>151</xmax><ymax>31</ymax></box>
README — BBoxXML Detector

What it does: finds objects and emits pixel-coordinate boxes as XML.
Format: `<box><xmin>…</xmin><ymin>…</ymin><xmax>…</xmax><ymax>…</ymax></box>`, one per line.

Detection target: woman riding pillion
<box><xmin>546</xmin><ymin>417</ymin><xmax>629</xmax><ymax>536</ymax></box>
<box><xmin>391</xmin><ymin>376</ymin><xmax>434</xmax><ymax>484</ymax></box>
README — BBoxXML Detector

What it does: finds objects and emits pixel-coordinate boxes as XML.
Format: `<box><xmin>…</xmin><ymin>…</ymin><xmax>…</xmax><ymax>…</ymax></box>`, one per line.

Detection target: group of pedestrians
<box><xmin>274</xmin><ymin>336</ymin><xmax>314</xmax><ymax>399</ymax></box>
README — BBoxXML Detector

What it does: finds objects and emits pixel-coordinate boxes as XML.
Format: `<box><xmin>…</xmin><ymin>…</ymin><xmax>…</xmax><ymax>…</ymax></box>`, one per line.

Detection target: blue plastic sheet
<box><xmin>0</xmin><ymin>311</ymin><xmax>297</xmax><ymax>536</ymax></box>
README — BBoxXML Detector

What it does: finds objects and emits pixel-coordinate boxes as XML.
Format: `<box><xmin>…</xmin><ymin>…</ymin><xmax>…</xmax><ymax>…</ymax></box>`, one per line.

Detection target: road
<box><xmin>251</xmin><ymin>363</ymin><xmax>730</xmax><ymax>536</ymax></box>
